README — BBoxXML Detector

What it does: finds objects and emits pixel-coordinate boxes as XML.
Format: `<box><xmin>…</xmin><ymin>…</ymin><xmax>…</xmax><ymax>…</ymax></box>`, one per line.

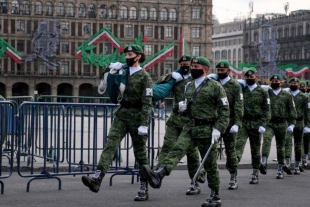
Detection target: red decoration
<box><xmin>143</xmin><ymin>36</ymin><xmax>148</xmax><ymax>43</ymax></box>
<box><xmin>119</xmin><ymin>46</ymin><xmax>124</xmax><ymax>53</ymax></box>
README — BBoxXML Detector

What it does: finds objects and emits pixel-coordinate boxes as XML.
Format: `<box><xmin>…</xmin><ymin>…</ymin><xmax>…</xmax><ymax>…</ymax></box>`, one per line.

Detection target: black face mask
<box><xmin>307</xmin><ymin>89</ymin><xmax>310</xmax><ymax>93</ymax></box>
<box><xmin>180</xmin><ymin>66</ymin><xmax>190</xmax><ymax>75</ymax></box>
<box><xmin>301</xmin><ymin>89</ymin><xmax>306</xmax><ymax>93</ymax></box>
<box><xmin>270</xmin><ymin>83</ymin><xmax>280</xmax><ymax>90</ymax></box>
<box><xmin>126</xmin><ymin>56</ymin><xmax>137</xmax><ymax>67</ymax></box>
<box><xmin>290</xmin><ymin>85</ymin><xmax>298</xmax><ymax>91</ymax></box>
<box><xmin>190</xmin><ymin>69</ymin><xmax>204</xmax><ymax>79</ymax></box>
<box><xmin>245</xmin><ymin>78</ymin><xmax>256</xmax><ymax>86</ymax></box>
<box><xmin>218</xmin><ymin>73</ymin><xmax>229</xmax><ymax>80</ymax></box>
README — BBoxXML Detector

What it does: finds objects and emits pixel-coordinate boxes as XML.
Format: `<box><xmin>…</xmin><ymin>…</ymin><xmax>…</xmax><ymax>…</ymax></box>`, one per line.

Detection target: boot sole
<box><xmin>134</xmin><ymin>194</ymin><xmax>149</xmax><ymax>201</ymax></box>
<box><xmin>283</xmin><ymin>166</ymin><xmax>292</xmax><ymax>175</ymax></box>
<box><xmin>186</xmin><ymin>189</ymin><xmax>201</xmax><ymax>195</ymax></box>
<box><xmin>201</xmin><ymin>201</ymin><xmax>222</xmax><ymax>207</ymax></box>
<box><xmin>81</xmin><ymin>176</ymin><xmax>99</xmax><ymax>193</ymax></box>
<box><xmin>142</xmin><ymin>166</ymin><xmax>162</xmax><ymax>189</ymax></box>
<box><xmin>228</xmin><ymin>185</ymin><xmax>238</xmax><ymax>190</ymax></box>
<box><xmin>259</xmin><ymin>164</ymin><xmax>267</xmax><ymax>175</ymax></box>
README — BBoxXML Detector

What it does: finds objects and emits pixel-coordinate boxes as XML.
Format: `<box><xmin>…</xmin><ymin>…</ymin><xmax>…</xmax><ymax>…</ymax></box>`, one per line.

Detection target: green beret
<box><xmin>288</xmin><ymin>77</ymin><xmax>300</xmax><ymax>84</ymax></box>
<box><xmin>300</xmin><ymin>81</ymin><xmax>307</xmax><ymax>87</ymax></box>
<box><xmin>269</xmin><ymin>74</ymin><xmax>282</xmax><ymax>81</ymax></box>
<box><xmin>190</xmin><ymin>56</ymin><xmax>210</xmax><ymax>66</ymax></box>
<box><xmin>215</xmin><ymin>60</ymin><xmax>230</xmax><ymax>68</ymax></box>
<box><xmin>124</xmin><ymin>44</ymin><xmax>143</xmax><ymax>53</ymax></box>
<box><xmin>306</xmin><ymin>80</ymin><xmax>310</xmax><ymax>85</ymax></box>
<box><xmin>244</xmin><ymin>67</ymin><xmax>257</xmax><ymax>76</ymax></box>
<box><xmin>179</xmin><ymin>55</ymin><xmax>192</xmax><ymax>63</ymax></box>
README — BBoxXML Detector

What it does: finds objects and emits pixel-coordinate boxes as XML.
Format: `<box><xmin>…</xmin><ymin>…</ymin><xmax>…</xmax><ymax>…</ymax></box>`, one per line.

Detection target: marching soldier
<box><xmin>142</xmin><ymin>56</ymin><xmax>230</xmax><ymax>207</ymax></box>
<box><xmin>260</xmin><ymin>74</ymin><xmax>296</xmax><ymax>179</ymax></box>
<box><xmin>215</xmin><ymin>60</ymin><xmax>244</xmax><ymax>190</ymax></box>
<box><xmin>235</xmin><ymin>67</ymin><xmax>271</xmax><ymax>184</ymax></box>
<box><xmin>81</xmin><ymin>44</ymin><xmax>153</xmax><ymax>201</ymax></box>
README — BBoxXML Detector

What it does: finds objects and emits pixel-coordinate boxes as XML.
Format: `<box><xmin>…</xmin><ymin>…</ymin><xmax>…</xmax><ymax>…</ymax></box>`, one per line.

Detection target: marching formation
<box><xmin>81</xmin><ymin>44</ymin><xmax>310</xmax><ymax>207</ymax></box>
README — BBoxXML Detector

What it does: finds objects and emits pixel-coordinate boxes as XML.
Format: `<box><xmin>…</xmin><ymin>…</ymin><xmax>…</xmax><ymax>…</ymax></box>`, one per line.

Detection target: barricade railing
<box><xmin>7</xmin><ymin>96</ymin><xmax>34</xmax><ymax>107</ymax></box>
<box><xmin>37</xmin><ymin>95</ymin><xmax>112</xmax><ymax>103</ymax></box>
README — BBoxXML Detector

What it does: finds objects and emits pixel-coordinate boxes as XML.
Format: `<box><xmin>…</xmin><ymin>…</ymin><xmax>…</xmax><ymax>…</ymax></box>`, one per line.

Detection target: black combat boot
<box><xmin>299</xmin><ymin>162</ymin><xmax>304</xmax><ymax>172</ymax></box>
<box><xmin>134</xmin><ymin>177</ymin><xmax>149</xmax><ymax>201</ymax></box>
<box><xmin>201</xmin><ymin>189</ymin><xmax>221</xmax><ymax>207</ymax></box>
<box><xmin>302</xmin><ymin>156</ymin><xmax>308</xmax><ymax>169</ymax></box>
<box><xmin>249</xmin><ymin>169</ymin><xmax>259</xmax><ymax>184</ymax></box>
<box><xmin>228</xmin><ymin>173</ymin><xmax>238</xmax><ymax>190</ymax></box>
<box><xmin>142</xmin><ymin>165</ymin><xmax>168</xmax><ymax>189</ymax></box>
<box><xmin>197</xmin><ymin>168</ymin><xmax>206</xmax><ymax>183</ymax></box>
<box><xmin>294</xmin><ymin>162</ymin><xmax>301</xmax><ymax>174</ymax></box>
<box><xmin>186</xmin><ymin>181</ymin><xmax>201</xmax><ymax>195</ymax></box>
<box><xmin>259</xmin><ymin>156</ymin><xmax>267</xmax><ymax>174</ymax></box>
<box><xmin>283</xmin><ymin>158</ymin><xmax>293</xmax><ymax>175</ymax></box>
<box><xmin>81</xmin><ymin>169</ymin><xmax>105</xmax><ymax>193</ymax></box>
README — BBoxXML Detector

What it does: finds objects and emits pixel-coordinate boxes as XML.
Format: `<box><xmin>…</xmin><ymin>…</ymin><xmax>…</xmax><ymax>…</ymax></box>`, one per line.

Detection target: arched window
<box><xmin>297</xmin><ymin>25</ymin><xmax>303</xmax><ymax>36</ymax></box>
<box><xmin>21</xmin><ymin>1</ymin><xmax>30</xmax><ymax>15</ymax></box>
<box><xmin>169</xmin><ymin>9</ymin><xmax>177</xmax><ymax>21</ymax></box>
<box><xmin>88</xmin><ymin>4</ymin><xmax>96</xmax><ymax>18</ymax></box>
<box><xmin>11</xmin><ymin>0</ymin><xmax>19</xmax><ymax>14</ymax></box>
<box><xmin>0</xmin><ymin>0</ymin><xmax>7</xmax><ymax>13</ymax></box>
<box><xmin>99</xmin><ymin>4</ymin><xmax>107</xmax><ymax>19</ymax></box>
<box><xmin>254</xmin><ymin>32</ymin><xmax>258</xmax><ymax>42</ymax></box>
<box><xmin>66</xmin><ymin>3</ymin><xmax>74</xmax><ymax>17</ymax></box>
<box><xmin>150</xmin><ymin>8</ymin><xmax>157</xmax><ymax>20</ymax></box>
<box><xmin>284</xmin><ymin>27</ymin><xmax>289</xmax><ymax>38</ymax></box>
<box><xmin>228</xmin><ymin>50</ymin><xmax>231</xmax><ymax>61</ymax></box>
<box><xmin>78</xmin><ymin>3</ymin><xmax>86</xmax><ymax>17</ymax></box>
<box><xmin>140</xmin><ymin>7</ymin><xmax>147</xmax><ymax>20</ymax></box>
<box><xmin>221</xmin><ymin>50</ymin><xmax>227</xmax><ymax>59</ymax></box>
<box><xmin>109</xmin><ymin>5</ymin><xmax>117</xmax><ymax>19</ymax></box>
<box><xmin>307</xmin><ymin>24</ymin><xmax>310</xmax><ymax>35</ymax></box>
<box><xmin>56</xmin><ymin>2</ymin><xmax>64</xmax><ymax>16</ymax></box>
<box><xmin>291</xmin><ymin>26</ymin><xmax>296</xmax><ymax>37</ymax></box>
<box><xmin>44</xmin><ymin>2</ymin><xmax>53</xmax><ymax>16</ymax></box>
<box><xmin>278</xmin><ymin>28</ymin><xmax>283</xmax><ymax>39</ymax></box>
<box><xmin>120</xmin><ymin>6</ymin><xmax>127</xmax><ymax>19</ymax></box>
<box><xmin>160</xmin><ymin>8</ymin><xmax>168</xmax><ymax>21</ymax></box>
<box><xmin>35</xmin><ymin>1</ymin><xmax>43</xmax><ymax>15</ymax></box>
<box><xmin>238</xmin><ymin>48</ymin><xmax>241</xmax><ymax>61</ymax></box>
<box><xmin>130</xmin><ymin>7</ymin><xmax>137</xmax><ymax>20</ymax></box>
<box><xmin>233</xmin><ymin>49</ymin><xmax>236</xmax><ymax>60</ymax></box>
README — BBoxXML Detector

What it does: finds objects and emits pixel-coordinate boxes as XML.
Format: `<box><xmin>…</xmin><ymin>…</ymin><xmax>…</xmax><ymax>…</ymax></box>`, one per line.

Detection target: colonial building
<box><xmin>0</xmin><ymin>0</ymin><xmax>213</xmax><ymax>98</ymax></box>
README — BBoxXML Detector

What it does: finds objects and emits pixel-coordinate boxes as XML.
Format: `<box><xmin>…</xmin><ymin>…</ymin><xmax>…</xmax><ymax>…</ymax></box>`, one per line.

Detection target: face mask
<box><xmin>289</xmin><ymin>85</ymin><xmax>298</xmax><ymax>91</ymax></box>
<box><xmin>270</xmin><ymin>83</ymin><xmax>280</xmax><ymax>90</ymax></box>
<box><xmin>301</xmin><ymin>89</ymin><xmax>306</xmax><ymax>93</ymax></box>
<box><xmin>190</xmin><ymin>69</ymin><xmax>204</xmax><ymax>79</ymax></box>
<box><xmin>218</xmin><ymin>73</ymin><xmax>228</xmax><ymax>80</ymax></box>
<box><xmin>245</xmin><ymin>78</ymin><xmax>256</xmax><ymax>86</ymax></box>
<box><xmin>126</xmin><ymin>56</ymin><xmax>137</xmax><ymax>67</ymax></box>
<box><xmin>307</xmin><ymin>89</ymin><xmax>310</xmax><ymax>93</ymax></box>
<box><xmin>180</xmin><ymin>66</ymin><xmax>190</xmax><ymax>75</ymax></box>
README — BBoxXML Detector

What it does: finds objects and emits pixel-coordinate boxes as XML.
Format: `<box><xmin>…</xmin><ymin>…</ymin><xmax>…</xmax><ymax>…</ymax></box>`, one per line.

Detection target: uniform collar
<box><xmin>220</xmin><ymin>76</ymin><xmax>231</xmax><ymax>85</ymax></box>
<box><xmin>290</xmin><ymin>89</ymin><xmax>300</xmax><ymax>96</ymax></box>
<box><xmin>247</xmin><ymin>83</ymin><xmax>258</xmax><ymax>91</ymax></box>
<box><xmin>194</xmin><ymin>75</ymin><xmax>206</xmax><ymax>88</ymax></box>
<box><xmin>129</xmin><ymin>66</ymin><xmax>142</xmax><ymax>75</ymax></box>
<box><xmin>272</xmin><ymin>88</ymin><xmax>281</xmax><ymax>95</ymax></box>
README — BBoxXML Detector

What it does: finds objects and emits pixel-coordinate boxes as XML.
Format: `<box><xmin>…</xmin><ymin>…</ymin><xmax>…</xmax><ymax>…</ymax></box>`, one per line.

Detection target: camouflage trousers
<box><xmin>97</xmin><ymin>117</ymin><xmax>148</xmax><ymax>174</ymax></box>
<box><xmin>157</xmin><ymin>125</ymin><xmax>200</xmax><ymax>179</ymax></box>
<box><xmin>222</xmin><ymin>126</ymin><xmax>238</xmax><ymax>174</ymax></box>
<box><xmin>161</xmin><ymin>127</ymin><xmax>219</xmax><ymax>191</ymax></box>
<box><xmin>235</xmin><ymin>126</ymin><xmax>261</xmax><ymax>169</ymax></box>
<box><xmin>261</xmin><ymin>123</ymin><xmax>287</xmax><ymax>164</ymax></box>
<box><xmin>285</xmin><ymin>127</ymin><xmax>303</xmax><ymax>161</ymax></box>
<box><xmin>303</xmin><ymin>133</ymin><xmax>310</xmax><ymax>157</ymax></box>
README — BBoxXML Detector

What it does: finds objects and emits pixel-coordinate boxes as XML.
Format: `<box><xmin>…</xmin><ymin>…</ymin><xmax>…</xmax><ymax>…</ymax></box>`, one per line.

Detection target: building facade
<box><xmin>0</xmin><ymin>0</ymin><xmax>213</xmax><ymax>98</ymax></box>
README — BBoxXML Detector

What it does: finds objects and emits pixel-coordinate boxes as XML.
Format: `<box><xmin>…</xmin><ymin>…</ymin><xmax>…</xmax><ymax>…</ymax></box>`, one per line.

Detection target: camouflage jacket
<box><xmin>267</xmin><ymin>89</ymin><xmax>296</xmax><ymax>125</ymax></box>
<box><xmin>115</xmin><ymin>69</ymin><xmax>153</xmax><ymax>126</ymax></box>
<box><xmin>243</xmin><ymin>85</ymin><xmax>271</xmax><ymax>128</ymax></box>
<box><xmin>291</xmin><ymin>91</ymin><xmax>310</xmax><ymax>128</ymax></box>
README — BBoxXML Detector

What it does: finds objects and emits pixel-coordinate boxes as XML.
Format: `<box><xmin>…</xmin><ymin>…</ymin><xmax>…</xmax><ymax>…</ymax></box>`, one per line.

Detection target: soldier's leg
<box><xmin>261</xmin><ymin>125</ymin><xmax>274</xmax><ymax>166</ymax></box>
<box><xmin>302</xmin><ymin>133</ymin><xmax>309</xmax><ymax>168</ymax></box>
<box><xmin>81</xmin><ymin>118</ymin><xmax>127</xmax><ymax>193</ymax></box>
<box><xmin>248</xmin><ymin>129</ymin><xmax>262</xmax><ymax>184</ymax></box>
<box><xmin>186</xmin><ymin>145</ymin><xmax>201</xmax><ymax>180</ymax></box>
<box><xmin>235</xmin><ymin>126</ymin><xmax>249</xmax><ymax>163</ymax></box>
<box><xmin>274</xmin><ymin>124</ymin><xmax>287</xmax><ymax>179</ymax></box>
<box><xmin>293</xmin><ymin>127</ymin><xmax>303</xmax><ymax>174</ymax></box>
<box><xmin>283</xmin><ymin>132</ymin><xmax>293</xmax><ymax>174</ymax></box>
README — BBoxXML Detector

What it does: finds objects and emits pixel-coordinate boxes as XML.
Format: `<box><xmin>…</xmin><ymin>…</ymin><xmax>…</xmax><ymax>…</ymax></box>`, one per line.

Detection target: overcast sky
<box><xmin>213</xmin><ymin>0</ymin><xmax>310</xmax><ymax>23</ymax></box>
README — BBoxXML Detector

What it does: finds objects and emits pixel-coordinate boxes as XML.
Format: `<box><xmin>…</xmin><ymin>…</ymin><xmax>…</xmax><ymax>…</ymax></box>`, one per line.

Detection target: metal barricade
<box><xmin>7</xmin><ymin>96</ymin><xmax>34</xmax><ymax>107</ymax></box>
<box><xmin>37</xmin><ymin>95</ymin><xmax>112</xmax><ymax>103</ymax></box>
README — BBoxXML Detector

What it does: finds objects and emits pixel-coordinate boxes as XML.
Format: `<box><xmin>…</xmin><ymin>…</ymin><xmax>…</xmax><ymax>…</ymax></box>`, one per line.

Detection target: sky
<box><xmin>213</xmin><ymin>0</ymin><xmax>310</xmax><ymax>24</ymax></box>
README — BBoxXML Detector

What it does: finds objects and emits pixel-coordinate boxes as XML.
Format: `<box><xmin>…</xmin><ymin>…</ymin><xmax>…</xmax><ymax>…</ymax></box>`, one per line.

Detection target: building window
<box><xmin>145</xmin><ymin>45</ymin><xmax>152</xmax><ymax>55</ymax></box>
<box><xmin>61</xmin><ymin>22</ymin><xmax>69</xmax><ymax>34</ymax></box>
<box><xmin>130</xmin><ymin>7</ymin><xmax>137</xmax><ymax>20</ymax></box>
<box><xmin>120</xmin><ymin>6</ymin><xmax>127</xmax><ymax>19</ymax></box>
<box><xmin>109</xmin><ymin>5</ymin><xmax>117</xmax><ymax>19</ymax></box>
<box><xmin>21</xmin><ymin>1</ymin><xmax>30</xmax><ymax>15</ymax></box>
<box><xmin>61</xmin><ymin>61</ymin><xmax>69</xmax><ymax>75</ymax></box>
<box><xmin>56</xmin><ymin>2</ymin><xmax>65</xmax><ymax>16</ymax></box>
<box><xmin>284</xmin><ymin>28</ymin><xmax>289</xmax><ymax>38</ymax></box>
<box><xmin>125</xmin><ymin>24</ymin><xmax>133</xmax><ymax>36</ymax></box>
<box><xmin>17</xmin><ymin>20</ymin><xmax>25</xmax><ymax>31</ymax></box>
<box><xmin>169</xmin><ymin>9</ymin><xmax>177</xmax><ymax>21</ymax></box>
<box><xmin>150</xmin><ymin>8</ymin><xmax>157</xmax><ymax>20</ymax></box>
<box><xmin>192</xmin><ymin>46</ymin><xmax>200</xmax><ymax>56</ymax></box>
<box><xmin>88</xmin><ymin>4</ymin><xmax>96</xmax><ymax>18</ymax></box>
<box><xmin>83</xmin><ymin>64</ymin><xmax>90</xmax><ymax>76</ymax></box>
<box><xmin>307</xmin><ymin>24</ymin><xmax>310</xmax><ymax>35</ymax></box>
<box><xmin>160</xmin><ymin>8</ymin><xmax>168</xmax><ymax>21</ymax></box>
<box><xmin>141</xmin><ymin>7</ymin><xmax>148</xmax><ymax>20</ymax></box>
<box><xmin>99</xmin><ymin>5</ymin><xmax>107</xmax><ymax>19</ymax></box>
<box><xmin>35</xmin><ymin>1</ymin><xmax>43</xmax><ymax>15</ymax></box>
<box><xmin>66</xmin><ymin>3</ymin><xmax>74</xmax><ymax>17</ymax></box>
<box><xmin>79</xmin><ymin>4</ymin><xmax>86</xmax><ymax>17</ymax></box>
<box><xmin>297</xmin><ymin>25</ymin><xmax>303</xmax><ymax>36</ymax></box>
<box><xmin>62</xmin><ymin>42</ymin><xmax>69</xmax><ymax>53</ymax></box>
<box><xmin>105</xmin><ymin>24</ymin><xmax>112</xmax><ymax>31</ymax></box>
<box><xmin>45</xmin><ymin>2</ymin><xmax>53</xmax><ymax>16</ymax></box>
<box><xmin>165</xmin><ymin>64</ymin><xmax>172</xmax><ymax>73</ymax></box>
<box><xmin>17</xmin><ymin>40</ymin><xmax>24</xmax><ymax>52</ymax></box>
<box><xmin>84</xmin><ymin>23</ymin><xmax>91</xmax><ymax>34</ymax></box>
<box><xmin>12</xmin><ymin>0</ymin><xmax>19</xmax><ymax>14</ymax></box>
<box><xmin>192</xmin><ymin>8</ymin><xmax>200</xmax><ymax>19</ymax></box>
<box><xmin>192</xmin><ymin>27</ymin><xmax>200</xmax><ymax>38</ymax></box>
<box><xmin>145</xmin><ymin>26</ymin><xmax>153</xmax><ymax>37</ymax></box>
<box><xmin>166</xmin><ymin>26</ymin><xmax>172</xmax><ymax>37</ymax></box>
<box><xmin>291</xmin><ymin>26</ymin><xmax>296</xmax><ymax>37</ymax></box>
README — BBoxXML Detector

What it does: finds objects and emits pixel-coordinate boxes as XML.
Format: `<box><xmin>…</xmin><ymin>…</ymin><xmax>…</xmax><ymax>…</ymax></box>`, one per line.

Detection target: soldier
<box><xmin>215</xmin><ymin>60</ymin><xmax>244</xmax><ymax>190</ymax></box>
<box><xmin>81</xmin><ymin>44</ymin><xmax>153</xmax><ymax>201</ymax></box>
<box><xmin>141</xmin><ymin>56</ymin><xmax>230</xmax><ymax>207</ymax></box>
<box><xmin>235</xmin><ymin>68</ymin><xmax>271</xmax><ymax>184</ymax></box>
<box><xmin>155</xmin><ymin>55</ymin><xmax>203</xmax><ymax>195</ymax></box>
<box><xmin>260</xmin><ymin>74</ymin><xmax>296</xmax><ymax>179</ymax></box>
<box><xmin>300</xmin><ymin>81</ymin><xmax>307</xmax><ymax>93</ymax></box>
<box><xmin>283</xmin><ymin>78</ymin><xmax>310</xmax><ymax>175</ymax></box>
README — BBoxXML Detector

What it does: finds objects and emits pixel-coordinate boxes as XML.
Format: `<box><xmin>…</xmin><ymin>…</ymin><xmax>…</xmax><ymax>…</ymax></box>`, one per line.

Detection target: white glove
<box><xmin>230</xmin><ymin>125</ymin><xmax>239</xmax><ymax>133</ymax></box>
<box><xmin>98</xmin><ymin>72</ymin><xmax>109</xmax><ymax>95</ymax></box>
<box><xmin>178</xmin><ymin>100</ymin><xmax>187</xmax><ymax>112</ymax></box>
<box><xmin>287</xmin><ymin>124</ymin><xmax>295</xmax><ymax>133</ymax></box>
<box><xmin>172</xmin><ymin>72</ymin><xmax>183</xmax><ymax>83</ymax></box>
<box><xmin>258</xmin><ymin>126</ymin><xmax>266</xmax><ymax>134</ymax></box>
<box><xmin>109</xmin><ymin>62</ymin><xmax>123</xmax><ymax>70</ymax></box>
<box><xmin>138</xmin><ymin>126</ymin><xmax>148</xmax><ymax>135</ymax></box>
<box><xmin>237</xmin><ymin>79</ymin><xmax>247</xmax><ymax>88</ymax></box>
<box><xmin>211</xmin><ymin>128</ymin><xmax>221</xmax><ymax>144</ymax></box>
<box><xmin>207</xmin><ymin>73</ymin><xmax>218</xmax><ymax>81</ymax></box>
<box><xmin>304</xmin><ymin>126</ymin><xmax>310</xmax><ymax>134</ymax></box>
<box><xmin>261</xmin><ymin>85</ymin><xmax>271</xmax><ymax>91</ymax></box>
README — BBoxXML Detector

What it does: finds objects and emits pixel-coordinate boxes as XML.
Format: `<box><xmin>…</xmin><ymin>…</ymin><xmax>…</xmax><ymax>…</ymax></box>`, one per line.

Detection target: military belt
<box><xmin>120</xmin><ymin>101</ymin><xmax>142</xmax><ymax>109</ymax></box>
<box><xmin>190</xmin><ymin>118</ymin><xmax>216</xmax><ymax>126</ymax></box>
<box><xmin>243</xmin><ymin>115</ymin><xmax>262</xmax><ymax>121</ymax></box>
<box><xmin>269</xmin><ymin>118</ymin><xmax>286</xmax><ymax>123</ymax></box>
<box><xmin>296</xmin><ymin>117</ymin><xmax>303</xmax><ymax>121</ymax></box>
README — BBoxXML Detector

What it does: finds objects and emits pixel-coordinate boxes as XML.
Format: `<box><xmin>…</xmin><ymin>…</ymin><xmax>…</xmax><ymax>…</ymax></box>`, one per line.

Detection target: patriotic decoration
<box><xmin>179</xmin><ymin>35</ymin><xmax>188</xmax><ymax>57</ymax></box>
<box><xmin>0</xmin><ymin>38</ymin><xmax>22</xmax><ymax>64</ymax></box>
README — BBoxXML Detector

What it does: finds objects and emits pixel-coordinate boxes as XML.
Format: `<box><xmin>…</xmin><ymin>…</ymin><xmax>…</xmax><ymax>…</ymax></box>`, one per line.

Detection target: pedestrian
<box><xmin>81</xmin><ymin>44</ymin><xmax>153</xmax><ymax>201</ymax></box>
<box><xmin>159</xmin><ymin>100</ymin><xmax>166</xmax><ymax>120</ymax></box>
<box><xmin>142</xmin><ymin>56</ymin><xmax>230</xmax><ymax>207</ymax></box>
<box><xmin>235</xmin><ymin>67</ymin><xmax>271</xmax><ymax>184</ymax></box>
